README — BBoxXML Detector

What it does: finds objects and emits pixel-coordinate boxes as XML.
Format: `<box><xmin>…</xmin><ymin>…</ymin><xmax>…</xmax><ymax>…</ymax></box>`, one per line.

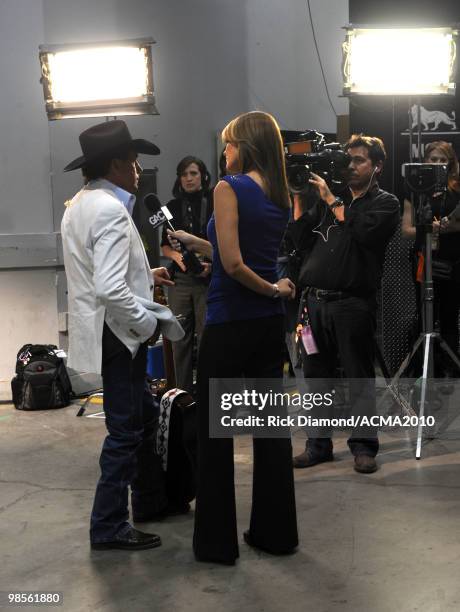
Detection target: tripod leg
<box><xmin>416</xmin><ymin>334</ymin><xmax>433</xmax><ymax>459</ymax></box>
<box><xmin>391</xmin><ymin>334</ymin><xmax>425</xmax><ymax>385</ymax></box>
<box><xmin>438</xmin><ymin>338</ymin><xmax>460</xmax><ymax>374</ymax></box>
<box><xmin>377</xmin><ymin>335</ymin><xmax>424</xmax><ymax>417</ymax></box>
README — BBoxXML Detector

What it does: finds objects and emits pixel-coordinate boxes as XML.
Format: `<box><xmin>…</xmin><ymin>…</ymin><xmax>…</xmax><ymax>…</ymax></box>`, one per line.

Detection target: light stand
<box><xmin>342</xmin><ymin>24</ymin><xmax>459</xmax><ymax>457</ymax></box>
<box><xmin>408</xmin><ymin>96</ymin><xmax>423</xmax><ymax>163</ymax></box>
<box><xmin>382</xmin><ymin>178</ymin><xmax>460</xmax><ymax>459</ymax></box>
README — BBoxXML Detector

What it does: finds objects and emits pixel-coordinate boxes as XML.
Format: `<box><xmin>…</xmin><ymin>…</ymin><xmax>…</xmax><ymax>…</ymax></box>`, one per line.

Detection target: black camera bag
<box><xmin>11</xmin><ymin>344</ymin><xmax>72</xmax><ymax>410</ymax></box>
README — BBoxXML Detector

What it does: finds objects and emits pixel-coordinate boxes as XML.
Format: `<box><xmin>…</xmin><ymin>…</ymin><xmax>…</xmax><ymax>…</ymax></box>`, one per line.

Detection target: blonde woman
<box><xmin>171</xmin><ymin>111</ymin><xmax>298</xmax><ymax>564</ymax></box>
<box><xmin>402</xmin><ymin>141</ymin><xmax>460</xmax><ymax>376</ymax></box>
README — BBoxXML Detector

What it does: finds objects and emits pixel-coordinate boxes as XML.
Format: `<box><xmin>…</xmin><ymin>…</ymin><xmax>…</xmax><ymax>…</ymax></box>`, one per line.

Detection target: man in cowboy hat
<box><xmin>61</xmin><ymin>120</ymin><xmax>184</xmax><ymax>550</ymax></box>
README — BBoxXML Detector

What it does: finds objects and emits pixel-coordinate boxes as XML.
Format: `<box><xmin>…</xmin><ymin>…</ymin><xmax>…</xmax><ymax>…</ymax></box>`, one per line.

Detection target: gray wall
<box><xmin>0</xmin><ymin>0</ymin><xmax>52</xmax><ymax>235</ymax></box>
<box><xmin>0</xmin><ymin>0</ymin><xmax>348</xmax><ymax>398</ymax></box>
<box><xmin>246</xmin><ymin>0</ymin><xmax>348</xmax><ymax>132</ymax></box>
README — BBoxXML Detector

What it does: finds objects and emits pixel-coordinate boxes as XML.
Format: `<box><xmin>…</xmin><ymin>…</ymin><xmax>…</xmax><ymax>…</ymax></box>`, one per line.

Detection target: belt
<box><xmin>308</xmin><ymin>287</ymin><xmax>351</xmax><ymax>301</ymax></box>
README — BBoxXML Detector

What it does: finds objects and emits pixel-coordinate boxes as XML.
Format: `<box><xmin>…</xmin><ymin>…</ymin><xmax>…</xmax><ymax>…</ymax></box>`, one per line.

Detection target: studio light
<box><xmin>39</xmin><ymin>38</ymin><xmax>159</xmax><ymax>120</ymax></box>
<box><xmin>343</xmin><ymin>27</ymin><xmax>457</xmax><ymax>96</ymax></box>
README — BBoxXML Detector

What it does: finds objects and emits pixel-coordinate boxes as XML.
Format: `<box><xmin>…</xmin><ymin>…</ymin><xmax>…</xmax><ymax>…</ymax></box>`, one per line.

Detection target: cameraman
<box><xmin>290</xmin><ymin>134</ymin><xmax>399</xmax><ymax>474</ymax></box>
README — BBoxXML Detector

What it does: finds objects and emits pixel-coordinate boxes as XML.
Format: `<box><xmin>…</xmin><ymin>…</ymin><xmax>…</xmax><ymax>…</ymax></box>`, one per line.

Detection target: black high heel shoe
<box><xmin>243</xmin><ymin>531</ymin><xmax>297</xmax><ymax>556</ymax></box>
<box><xmin>194</xmin><ymin>554</ymin><xmax>236</xmax><ymax>566</ymax></box>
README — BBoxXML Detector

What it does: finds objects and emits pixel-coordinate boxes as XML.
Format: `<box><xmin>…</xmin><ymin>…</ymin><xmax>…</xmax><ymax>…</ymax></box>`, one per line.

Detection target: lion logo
<box><xmin>410</xmin><ymin>104</ymin><xmax>457</xmax><ymax>131</ymax></box>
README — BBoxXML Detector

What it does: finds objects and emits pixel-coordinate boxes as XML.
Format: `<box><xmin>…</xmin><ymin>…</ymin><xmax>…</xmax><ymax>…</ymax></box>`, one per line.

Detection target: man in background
<box><xmin>290</xmin><ymin>134</ymin><xmax>399</xmax><ymax>474</ymax></box>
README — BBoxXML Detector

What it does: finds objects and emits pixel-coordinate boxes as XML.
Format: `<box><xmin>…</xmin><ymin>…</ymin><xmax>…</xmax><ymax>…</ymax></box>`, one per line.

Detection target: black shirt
<box><xmin>414</xmin><ymin>190</ymin><xmax>460</xmax><ymax>261</ymax></box>
<box><xmin>160</xmin><ymin>189</ymin><xmax>213</xmax><ymax>275</ymax></box>
<box><xmin>289</xmin><ymin>184</ymin><xmax>400</xmax><ymax>296</ymax></box>
<box><xmin>160</xmin><ymin>190</ymin><xmax>213</xmax><ymax>247</ymax></box>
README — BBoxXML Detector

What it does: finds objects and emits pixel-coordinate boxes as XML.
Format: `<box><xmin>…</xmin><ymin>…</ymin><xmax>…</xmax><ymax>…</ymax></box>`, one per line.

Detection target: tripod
<box><xmin>384</xmin><ymin>193</ymin><xmax>460</xmax><ymax>458</ymax></box>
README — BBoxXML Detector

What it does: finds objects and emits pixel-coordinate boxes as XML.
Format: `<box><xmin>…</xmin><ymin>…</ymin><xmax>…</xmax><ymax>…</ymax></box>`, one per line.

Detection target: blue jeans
<box><xmin>90</xmin><ymin>325</ymin><xmax>166</xmax><ymax>543</ymax></box>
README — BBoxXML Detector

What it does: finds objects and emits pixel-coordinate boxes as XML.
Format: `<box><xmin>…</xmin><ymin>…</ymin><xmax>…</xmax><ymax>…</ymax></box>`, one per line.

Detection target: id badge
<box><xmin>297</xmin><ymin>294</ymin><xmax>319</xmax><ymax>355</ymax></box>
<box><xmin>300</xmin><ymin>324</ymin><xmax>319</xmax><ymax>355</ymax></box>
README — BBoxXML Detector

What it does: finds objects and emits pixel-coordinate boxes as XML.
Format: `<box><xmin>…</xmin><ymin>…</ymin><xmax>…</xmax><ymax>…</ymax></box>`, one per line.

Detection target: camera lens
<box><xmin>287</xmin><ymin>165</ymin><xmax>311</xmax><ymax>194</ymax></box>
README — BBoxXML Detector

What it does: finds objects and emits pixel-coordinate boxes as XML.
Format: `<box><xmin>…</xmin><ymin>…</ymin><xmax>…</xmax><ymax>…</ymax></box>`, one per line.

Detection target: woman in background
<box><xmin>161</xmin><ymin>156</ymin><xmax>213</xmax><ymax>394</ymax></box>
<box><xmin>402</xmin><ymin>141</ymin><xmax>460</xmax><ymax>376</ymax></box>
<box><xmin>171</xmin><ymin>111</ymin><xmax>298</xmax><ymax>565</ymax></box>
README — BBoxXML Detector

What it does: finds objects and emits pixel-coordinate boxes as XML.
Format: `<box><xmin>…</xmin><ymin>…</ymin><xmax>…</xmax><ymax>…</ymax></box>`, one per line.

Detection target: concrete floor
<box><xmin>1</xmin><ymin>399</ymin><xmax>460</xmax><ymax>612</ymax></box>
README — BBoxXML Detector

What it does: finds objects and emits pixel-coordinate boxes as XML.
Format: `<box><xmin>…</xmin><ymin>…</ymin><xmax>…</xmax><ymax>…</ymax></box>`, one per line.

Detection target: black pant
<box><xmin>433</xmin><ymin>279</ymin><xmax>460</xmax><ymax>375</ymax></box>
<box><xmin>409</xmin><ymin>278</ymin><xmax>460</xmax><ymax>377</ymax></box>
<box><xmin>90</xmin><ymin>324</ymin><xmax>167</xmax><ymax>542</ymax></box>
<box><xmin>193</xmin><ymin>315</ymin><xmax>298</xmax><ymax>562</ymax></box>
<box><xmin>301</xmin><ymin>293</ymin><xmax>379</xmax><ymax>457</ymax></box>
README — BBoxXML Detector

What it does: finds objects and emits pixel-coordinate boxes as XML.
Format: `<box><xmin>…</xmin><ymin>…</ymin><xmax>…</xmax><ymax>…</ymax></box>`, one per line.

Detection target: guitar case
<box><xmin>156</xmin><ymin>387</ymin><xmax>197</xmax><ymax>506</ymax></box>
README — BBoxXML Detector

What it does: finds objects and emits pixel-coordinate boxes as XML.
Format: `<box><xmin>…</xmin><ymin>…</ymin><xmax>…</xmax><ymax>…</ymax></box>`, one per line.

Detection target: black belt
<box><xmin>308</xmin><ymin>287</ymin><xmax>352</xmax><ymax>301</ymax></box>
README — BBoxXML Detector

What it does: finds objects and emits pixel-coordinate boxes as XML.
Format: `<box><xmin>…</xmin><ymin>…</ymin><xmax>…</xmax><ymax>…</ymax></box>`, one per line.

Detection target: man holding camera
<box><xmin>290</xmin><ymin>134</ymin><xmax>399</xmax><ymax>473</ymax></box>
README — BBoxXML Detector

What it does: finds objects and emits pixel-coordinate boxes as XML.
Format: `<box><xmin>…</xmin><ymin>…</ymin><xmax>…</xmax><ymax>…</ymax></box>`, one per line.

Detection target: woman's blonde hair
<box><xmin>221</xmin><ymin>111</ymin><xmax>290</xmax><ymax>209</ymax></box>
<box><xmin>424</xmin><ymin>141</ymin><xmax>460</xmax><ymax>192</ymax></box>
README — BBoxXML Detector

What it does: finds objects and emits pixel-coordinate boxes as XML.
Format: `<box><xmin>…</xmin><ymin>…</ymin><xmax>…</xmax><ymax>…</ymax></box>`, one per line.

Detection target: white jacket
<box><xmin>61</xmin><ymin>179</ymin><xmax>184</xmax><ymax>374</ymax></box>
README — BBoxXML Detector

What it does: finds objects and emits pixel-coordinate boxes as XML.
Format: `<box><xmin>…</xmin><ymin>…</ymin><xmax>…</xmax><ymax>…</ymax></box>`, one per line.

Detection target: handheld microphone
<box><xmin>143</xmin><ymin>193</ymin><xmax>204</xmax><ymax>274</ymax></box>
<box><xmin>144</xmin><ymin>193</ymin><xmax>175</xmax><ymax>231</ymax></box>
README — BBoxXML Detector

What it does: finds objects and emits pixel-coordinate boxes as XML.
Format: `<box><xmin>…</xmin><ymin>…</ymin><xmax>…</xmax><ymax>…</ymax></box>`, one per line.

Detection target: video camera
<box><xmin>284</xmin><ymin>130</ymin><xmax>350</xmax><ymax>195</ymax></box>
<box><xmin>402</xmin><ymin>163</ymin><xmax>448</xmax><ymax>195</ymax></box>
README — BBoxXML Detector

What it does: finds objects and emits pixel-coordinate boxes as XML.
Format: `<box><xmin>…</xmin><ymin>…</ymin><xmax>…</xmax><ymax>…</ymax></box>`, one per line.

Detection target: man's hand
<box><xmin>309</xmin><ymin>172</ymin><xmax>335</xmax><ymax>205</ymax></box>
<box><xmin>151</xmin><ymin>267</ymin><xmax>175</xmax><ymax>287</ymax></box>
<box><xmin>309</xmin><ymin>172</ymin><xmax>345</xmax><ymax>220</ymax></box>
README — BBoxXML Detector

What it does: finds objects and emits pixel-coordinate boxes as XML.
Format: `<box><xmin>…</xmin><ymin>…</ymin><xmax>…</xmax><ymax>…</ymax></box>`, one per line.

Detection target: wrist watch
<box><xmin>272</xmin><ymin>283</ymin><xmax>281</xmax><ymax>298</ymax></box>
<box><xmin>329</xmin><ymin>197</ymin><xmax>344</xmax><ymax>211</ymax></box>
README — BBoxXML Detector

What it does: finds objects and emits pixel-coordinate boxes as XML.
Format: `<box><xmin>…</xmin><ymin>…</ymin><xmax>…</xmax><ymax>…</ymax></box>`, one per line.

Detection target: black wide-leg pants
<box><xmin>193</xmin><ymin>315</ymin><xmax>298</xmax><ymax>563</ymax></box>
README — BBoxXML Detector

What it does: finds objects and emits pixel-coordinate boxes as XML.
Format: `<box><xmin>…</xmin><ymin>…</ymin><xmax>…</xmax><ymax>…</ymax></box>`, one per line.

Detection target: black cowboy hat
<box><xmin>63</xmin><ymin>119</ymin><xmax>160</xmax><ymax>172</ymax></box>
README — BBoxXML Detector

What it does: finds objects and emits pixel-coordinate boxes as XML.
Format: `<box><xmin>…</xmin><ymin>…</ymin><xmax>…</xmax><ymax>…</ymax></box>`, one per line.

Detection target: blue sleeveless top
<box><xmin>206</xmin><ymin>174</ymin><xmax>289</xmax><ymax>325</ymax></box>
